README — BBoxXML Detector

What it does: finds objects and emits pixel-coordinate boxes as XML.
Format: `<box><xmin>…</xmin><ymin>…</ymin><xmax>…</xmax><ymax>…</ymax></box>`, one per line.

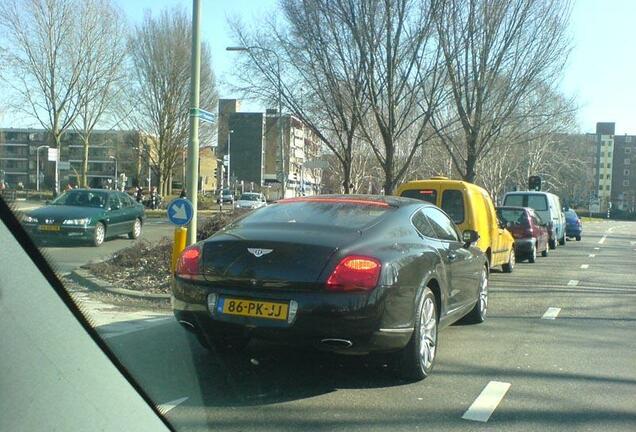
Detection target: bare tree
<box><xmin>228</xmin><ymin>0</ymin><xmax>370</xmax><ymax>194</ymax></box>
<box><xmin>73</xmin><ymin>0</ymin><xmax>127</xmax><ymax>188</ymax></box>
<box><xmin>434</xmin><ymin>0</ymin><xmax>573</xmax><ymax>182</ymax></box>
<box><xmin>127</xmin><ymin>8</ymin><xmax>217</xmax><ymax>196</ymax></box>
<box><xmin>0</xmin><ymin>0</ymin><xmax>87</xmax><ymax>193</ymax></box>
<box><xmin>342</xmin><ymin>0</ymin><xmax>447</xmax><ymax>194</ymax></box>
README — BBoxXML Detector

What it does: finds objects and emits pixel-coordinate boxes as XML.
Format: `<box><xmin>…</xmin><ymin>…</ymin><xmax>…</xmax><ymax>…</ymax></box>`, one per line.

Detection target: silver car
<box><xmin>235</xmin><ymin>192</ymin><xmax>267</xmax><ymax>209</ymax></box>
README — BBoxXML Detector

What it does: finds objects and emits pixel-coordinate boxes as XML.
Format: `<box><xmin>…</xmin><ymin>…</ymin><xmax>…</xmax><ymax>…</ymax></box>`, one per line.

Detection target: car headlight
<box><xmin>63</xmin><ymin>218</ymin><xmax>91</xmax><ymax>225</ymax></box>
<box><xmin>23</xmin><ymin>215</ymin><xmax>38</xmax><ymax>223</ymax></box>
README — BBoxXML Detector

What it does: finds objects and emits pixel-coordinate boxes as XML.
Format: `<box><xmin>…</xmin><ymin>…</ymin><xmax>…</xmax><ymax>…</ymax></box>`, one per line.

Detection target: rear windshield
<box><xmin>504</xmin><ymin>194</ymin><xmax>548</xmax><ymax>211</ymax></box>
<box><xmin>400</xmin><ymin>189</ymin><xmax>437</xmax><ymax>205</ymax></box>
<box><xmin>238</xmin><ymin>201</ymin><xmax>393</xmax><ymax>230</ymax></box>
<box><xmin>497</xmin><ymin>208</ymin><xmax>529</xmax><ymax>226</ymax></box>
<box><xmin>441</xmin><ymin>189</ymin><xmax>464</xmax><ymax>224</ymax></box>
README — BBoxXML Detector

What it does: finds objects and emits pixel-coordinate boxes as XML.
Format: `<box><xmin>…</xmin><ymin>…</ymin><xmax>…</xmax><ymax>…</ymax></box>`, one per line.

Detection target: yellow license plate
<box><xmin>39</xmin><ymin>225</ymin><xmax>60</xmax><ymax>232</ymax></box>
<box><xmin>221</xmin><ymin>298</ymin><xmax>289</xmax><ymax>320</ymax></box>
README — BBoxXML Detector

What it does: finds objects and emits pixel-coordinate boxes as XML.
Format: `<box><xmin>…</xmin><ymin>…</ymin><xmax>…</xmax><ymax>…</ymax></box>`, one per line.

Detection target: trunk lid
<box><xmin>201</xmin><ymin>225</ymin><xmax>360</xmax><ymax>290</ymax></box>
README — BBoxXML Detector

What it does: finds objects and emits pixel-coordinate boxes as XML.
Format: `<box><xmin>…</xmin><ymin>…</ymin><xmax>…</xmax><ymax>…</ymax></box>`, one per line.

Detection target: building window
<box><xmin>626</xmin><ymin>136</ymin><xmax>632</xmax><ymax>143</ymax></box>
<box><xmin>625</xmin><ymin>169</ymin><xmax>630</xmax><ymax>176</ymax></box>
<box><xmin>624</xmin><ymin>180</ymin><xmax>630</xmax><ymax>187</ymax></box>
<box><xmin>607</xmin><ymin>163</ymin><xmax>612</xmax><ymax>169</ymax></box>
<box><xmin>626</xmin><ymin>147</ymin><xmax>632</xmax><ymax>154</ymax></box>
<box><xmin>625</xmin><ymin>159</ymin><xmax>631</xmax><ymax>165</ymax></box>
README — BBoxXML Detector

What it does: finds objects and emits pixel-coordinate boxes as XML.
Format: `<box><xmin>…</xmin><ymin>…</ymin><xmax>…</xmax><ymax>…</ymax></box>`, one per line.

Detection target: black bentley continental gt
<box><xmin>172</xmin><ymin>195</ymin><xmax>488</xmax><ymax>380</ymax></box>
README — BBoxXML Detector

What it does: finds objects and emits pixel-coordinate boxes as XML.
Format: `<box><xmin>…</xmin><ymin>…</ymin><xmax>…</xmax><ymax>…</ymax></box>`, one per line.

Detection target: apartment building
<box><xmin>217</xmin><ymin>99</ymin><xmax>322</xmax><ymax>199</ymax></box>
<box><xmin>590</xmin><ymin>122</ymin><xmax>636</xmax><ymax>212</ymax></box>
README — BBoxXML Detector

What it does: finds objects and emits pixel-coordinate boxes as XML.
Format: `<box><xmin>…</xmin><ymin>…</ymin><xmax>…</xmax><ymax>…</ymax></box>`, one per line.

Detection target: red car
<box><xmin>496</xmin><ymin>206</ymin><xmax>549</xmax><ymax>263</ymax></box>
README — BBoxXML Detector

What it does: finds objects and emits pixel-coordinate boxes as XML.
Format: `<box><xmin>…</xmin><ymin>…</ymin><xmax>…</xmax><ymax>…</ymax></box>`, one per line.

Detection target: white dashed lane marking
<box><xmin>580</xmin><ymin>264</ymin><xmax>589</xmax><ymax>269</ymax></box>
<box><xmin>567</xmin><ymin>280</ymin><xmax>579</xmax><ymax>286</ymax></box>
<box><xmin>542</xmin><ymin>307</ymin><xmax>561</xmax><ymax>320</ymax></box>
<box><xmin>462</xmin><ymin>381</ymin><xmax>511</xmax><ymax>422</ymax></box>
<box><xmin>594</xmin><ymin>247</ymin><xmax>600</xmax><ymax>250</ymax></box>
<box><xmin>598</xmin><ymin>236</ymin><xmax>607</xmax><ymax>244</ymax></box>
<box><xmin>588</xmin><ymin>254</ymin><xmax>596</xmax><ymax>258</ymax></box>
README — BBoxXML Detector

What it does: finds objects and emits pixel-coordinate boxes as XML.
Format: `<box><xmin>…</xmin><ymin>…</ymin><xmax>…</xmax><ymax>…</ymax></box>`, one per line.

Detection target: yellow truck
<box><xmin>396</xmin><ymin>177</ymin><xmax>516</xmax><ymax>272</ymax></box>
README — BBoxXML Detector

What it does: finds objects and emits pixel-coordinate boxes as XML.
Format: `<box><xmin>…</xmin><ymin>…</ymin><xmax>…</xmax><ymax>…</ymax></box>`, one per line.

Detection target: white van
<box><xmin>502</xmin><ymin>191</ymin><xmax>566</xmax><ymax>249</ymax></box>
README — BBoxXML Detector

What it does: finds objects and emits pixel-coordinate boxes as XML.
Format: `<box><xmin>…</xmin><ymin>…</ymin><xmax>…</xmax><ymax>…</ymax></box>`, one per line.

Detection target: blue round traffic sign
<box><xmin>167</xmin><ymin>198</ymin><xmax>194</xmax><ymax>226</ymax></box>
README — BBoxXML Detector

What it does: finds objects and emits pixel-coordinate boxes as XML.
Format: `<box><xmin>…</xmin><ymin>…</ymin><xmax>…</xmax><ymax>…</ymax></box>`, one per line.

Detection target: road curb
<box><xmin>69</xmin><ymin>268</ymin><xmax>171</xmax><ymax>300</ymax></box>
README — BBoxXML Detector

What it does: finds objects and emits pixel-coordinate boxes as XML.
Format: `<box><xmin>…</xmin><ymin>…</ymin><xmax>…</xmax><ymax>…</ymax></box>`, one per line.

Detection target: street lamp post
<box><xmin>109</xmin><ymin>156</ymin><xmax>118</xmax><ymax>190</ymax></box>
<box><xmin>227</xmin><ymin>129</ymin><xmax>233</xmax><ymax>192</ymax></box>
<box><xmin>226</xmin><ymin>46</ymin><xmax>286</xmax><ymax>198</ymax></box>
<box><xmin>36</xmin><ymin>145</ymin><xmax>49</xmax><ymax>192</ymax></box>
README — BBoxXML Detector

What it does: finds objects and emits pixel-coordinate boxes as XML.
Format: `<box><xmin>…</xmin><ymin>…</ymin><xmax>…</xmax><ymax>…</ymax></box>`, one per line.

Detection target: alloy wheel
<box><xmin>95</xmin><ymin>223</ymin><xmax>105</xmax><ymax>245</ymax></box>
<box><xmin>419</xmin><ymin>297</ymin><xmax>437</xmax><ymax>371</ymax></box>
<box><xmin>478</xmin><ymin>268</ymin><xmax>488</xmax><ymax>320</ymax></box>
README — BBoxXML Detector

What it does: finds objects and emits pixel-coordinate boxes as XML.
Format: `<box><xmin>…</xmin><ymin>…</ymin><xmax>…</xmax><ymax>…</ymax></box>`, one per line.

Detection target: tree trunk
<box><xmin>342</xmin><ymin>154</ymin><xmax>352</xmax><ymax>194</ymax></box>
<box><xmin>464</xmin><ymin>138</ymin><xmax>478</xmax><ymax>183</ymax></box>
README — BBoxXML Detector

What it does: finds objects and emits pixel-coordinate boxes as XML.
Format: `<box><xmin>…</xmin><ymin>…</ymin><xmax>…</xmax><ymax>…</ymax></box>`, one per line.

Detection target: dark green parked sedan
<box><xmin>22</xmin><ymin>189</ymin><xmax>145</xmax><ymax>247</ymax></box>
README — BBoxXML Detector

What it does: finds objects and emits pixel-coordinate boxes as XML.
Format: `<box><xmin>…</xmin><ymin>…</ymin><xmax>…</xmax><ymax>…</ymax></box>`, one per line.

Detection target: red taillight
<box><xmin>326</xmin><ymin>255</ymin><xmax>381</xmax><ymax>292</ymax></box>
<box><xmin>176</xmin><ymin>245</ymin><xmax>201</xmax><ymax>279</ymax></box>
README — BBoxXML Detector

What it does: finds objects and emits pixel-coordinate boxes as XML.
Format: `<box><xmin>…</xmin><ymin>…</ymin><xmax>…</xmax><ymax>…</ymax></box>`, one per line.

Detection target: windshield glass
<box><xmin>238</xmin><ymin>194</ymin><xmax>259</xmax><ymax>201</ymax></box>
<box><xmin>51</xmin><ymin>190</ymin><xmax>107</xmax><ymax>208</ymax></box>
<box><xmin>497</xmin><ymin>208</ymin><xmax>528</xmax><ymax>226</ymax></box>
<box><xmin>2</xmin><ymin>1</ymin><xmax>635</xmax><ymax>431</ymax></box>
<box><xmin>238</xmin><ymin>201</ymin><xmax>392</xmax><ymax>230</ymax></box>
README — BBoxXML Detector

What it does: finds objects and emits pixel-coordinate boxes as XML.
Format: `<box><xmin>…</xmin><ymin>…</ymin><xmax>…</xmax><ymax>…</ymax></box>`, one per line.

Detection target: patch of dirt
<box><xmin>82</xmin><ymin>209</ymin><xmax>253</xmax><ymax>294</ymax></box>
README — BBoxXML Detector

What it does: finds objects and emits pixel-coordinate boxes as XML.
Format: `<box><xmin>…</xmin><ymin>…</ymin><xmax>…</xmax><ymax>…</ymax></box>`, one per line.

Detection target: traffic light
<box><xmin>528</xmin><ymin>176</ymin><xmax>541</xmax><ymax>191</ymax></box>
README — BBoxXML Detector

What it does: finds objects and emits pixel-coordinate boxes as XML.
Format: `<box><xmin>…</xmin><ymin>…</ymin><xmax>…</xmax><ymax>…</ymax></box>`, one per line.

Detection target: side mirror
<box><xmin>462</xmin><ymin>230</ymin><xmax>479</xmax><ymax>248</ymax></box>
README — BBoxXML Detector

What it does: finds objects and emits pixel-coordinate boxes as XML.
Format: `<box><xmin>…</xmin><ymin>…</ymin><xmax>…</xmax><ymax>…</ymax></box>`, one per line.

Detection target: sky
<box><xmin>2</xmin><ymin>0</ymin><xmax>636</xmax><ymax>134</ymax></box>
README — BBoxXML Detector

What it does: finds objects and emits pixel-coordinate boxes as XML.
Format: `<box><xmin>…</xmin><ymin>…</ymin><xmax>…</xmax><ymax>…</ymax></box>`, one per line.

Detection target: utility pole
<box><xmin>186</xmin><ymin>0</ymin><xmax>201</xmax><ymax>245</ymax></box>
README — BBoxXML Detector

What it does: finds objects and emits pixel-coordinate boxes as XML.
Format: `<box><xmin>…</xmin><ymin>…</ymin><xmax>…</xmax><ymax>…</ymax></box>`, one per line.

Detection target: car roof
<box><xmin>497</xmin><ymin>206</ymin><xmax>528</xmax><ymax>211</ymax></box>
<box><xmin>396</xmin><ymin>176</ymin><xmax>491</xmax><ymax>195</ymax></box>
<box><xmin>277</xmin><ymin>194</ymin><xmax>422</xmax><ymax>209</ymax></box>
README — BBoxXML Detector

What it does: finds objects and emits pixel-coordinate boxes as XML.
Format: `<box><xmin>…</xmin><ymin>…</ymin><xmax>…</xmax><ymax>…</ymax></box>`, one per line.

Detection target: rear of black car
<box><xmin>171</xmin><ymin>197</ymin><xmax>413</xmax><ymax>354</ymax></box>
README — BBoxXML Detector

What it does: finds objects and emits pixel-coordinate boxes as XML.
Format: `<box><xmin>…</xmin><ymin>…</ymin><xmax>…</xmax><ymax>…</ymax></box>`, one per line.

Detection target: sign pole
<box><xmin>186</xmin><ymin>0</ymin><xmax>201</xmax><ymax>245</ymax></box>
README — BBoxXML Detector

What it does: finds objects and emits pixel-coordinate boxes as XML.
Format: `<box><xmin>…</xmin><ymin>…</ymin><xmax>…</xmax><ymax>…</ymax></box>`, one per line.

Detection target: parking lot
<box><xmin>85</xmin><ymin>219</ymin><xmax>636</xmax><ymax>432</ymax></box>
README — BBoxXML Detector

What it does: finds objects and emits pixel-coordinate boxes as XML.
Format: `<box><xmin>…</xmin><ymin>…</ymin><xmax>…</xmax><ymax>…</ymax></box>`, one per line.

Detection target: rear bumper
<box><xmin>514</xmin><ymin>238</ymin><xmax>535</xmax><ymax>255</ymax></box>
<box><xmin>172</xmin><ymin>278</ymin><xmax>414</xmax><ymax>354</ymax></box>
<box><xmin>566</xmin><ymin>226</ymin><xmax>582</xmax><ymax>236</ymax></box>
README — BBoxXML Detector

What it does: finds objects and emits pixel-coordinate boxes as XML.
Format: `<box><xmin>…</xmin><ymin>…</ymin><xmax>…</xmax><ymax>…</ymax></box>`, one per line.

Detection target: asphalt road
<box><xmin>8</xmin><ymin>199</ymin><xmax>177</xmax><ymax>274</ymax></box>
<box><xmin>86</xmin><ymin>219</ymin><xmax>636</xmax><ymax>432</ymax></box>
<box><xmin>37</xmin><ymin>218</ymin><xmax>175</xmax><ymax>274</ymax></box>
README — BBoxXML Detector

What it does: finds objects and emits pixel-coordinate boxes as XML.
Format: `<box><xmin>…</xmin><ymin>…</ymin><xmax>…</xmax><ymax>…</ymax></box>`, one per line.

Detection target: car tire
<box><xmin>559</xmin><ymin>234</ymin><xmax>566</xmax><ymax>246</ymax></box>
<box><xmin>576</xmin><ymin>235</ymin><xmax>581</xmax><ymax>241</ymax></box>
<box><xmin>93</xmin><ymin>222</ymin><xmax>105</xmax><ymax>247</ymax></box>
<box><xmin>528</xmin><ymin>243</ymin><xmax>537</xmax><ymax>263</ymax></box>
<box><xmin>128</xmin><ymin>218</ymin><xmax>142</xmax><ymax>239</ymax></box>
<box><xmin>397</xmin><ymin>287</ymin><xmax>438</xmax><ymax>381</ymax></box>
<box><xmin>502</xmin><ymin>249</ymin><xmax>515</xmax><ymax>273</ymax></box>
<box><xmin>541</xmin><ymin>245</ymin><xmax>549</xmax><ymax>257</ymax></box>
<box><xmin>549</xmin><ymin>238</ymin><xmax>557</xmax><ymax>250</ymax></box>
<box><xmin>463</xmin><ymin>266</ymin><xmax>489</xmax><ymax>324</ymax></box>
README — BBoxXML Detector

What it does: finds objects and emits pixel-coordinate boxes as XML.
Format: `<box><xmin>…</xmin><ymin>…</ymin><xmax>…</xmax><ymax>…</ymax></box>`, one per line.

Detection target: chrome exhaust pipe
<box><xmin>320</xmin><ymin>338</ymin><xmax>353</xmax><ymax>349</ymax></box>
<box><xmin>178</xmin><ymin>319</ymin><xmax>196</xmax><ymax>330</ymax></box>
